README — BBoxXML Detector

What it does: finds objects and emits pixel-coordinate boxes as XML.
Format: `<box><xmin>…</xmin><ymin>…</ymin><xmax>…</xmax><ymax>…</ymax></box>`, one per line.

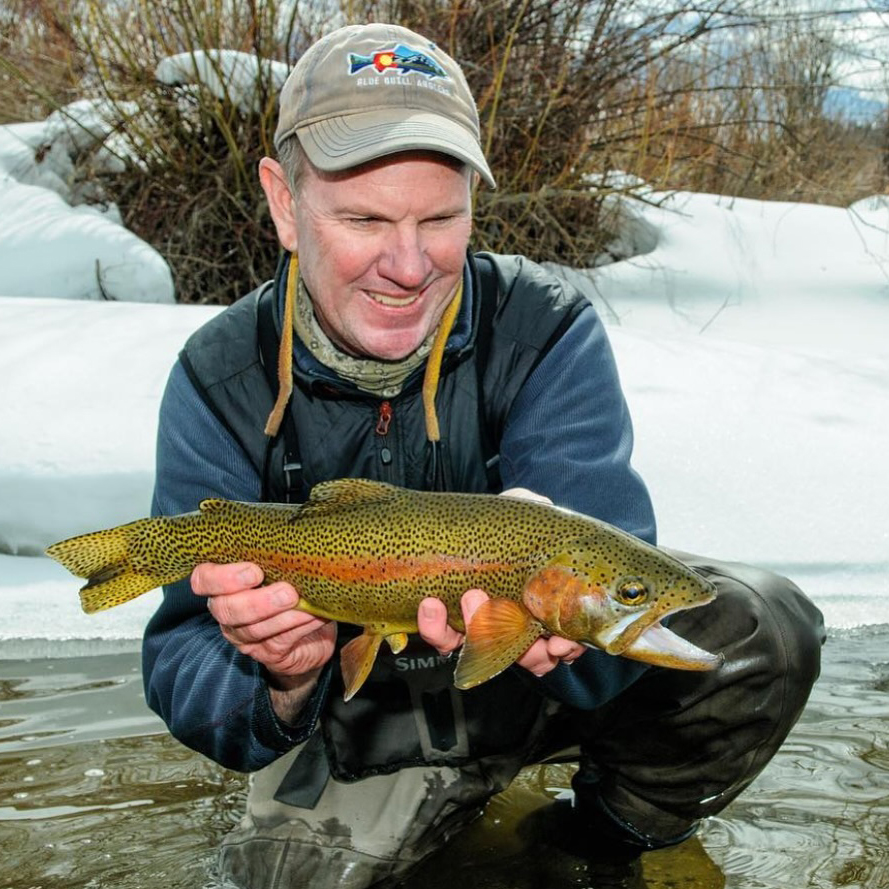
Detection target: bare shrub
<box><xmin>622</xmin><ymin>8</ymin><xmax>886</xmax><ymax>206</ymax></box>
<box><xmin>0</xmin><ymin>0</ymin><xmax>84</xmax><ymax>121</ymax></box>
<box><xmin>1</xmin><ymin>1</ymin><xmax>886</xmax><ymax>303</ymax></box>
<box><xmin>65</xmin><ymin>0</ymin><xmax>327</xmax><ymax>304</ymax></box>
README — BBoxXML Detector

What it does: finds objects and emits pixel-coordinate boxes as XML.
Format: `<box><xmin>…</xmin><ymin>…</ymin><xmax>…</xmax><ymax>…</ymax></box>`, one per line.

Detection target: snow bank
<box><xmin>0</xmin><ymin>190</ymin><xmax>886</xmax><ymax>644</ymax></box>
<box><xmin>609</xmin><ymin>326</ymin><xmax>889</xmax><ymax>626</ymax></box>
<box><xmin>0</xmin><ymin>179</ymin><xmax>174</xmax><ymax>302</ymax></box>
<box><xmin>156</xmin><ymin>49</ymin><xmax>289</xmax><ymax>114</ymax></box>
<box><xmin>576</xmin><ymin>191</ymin><xmax>889</xmax><ymax>359</ymax></box>
<box><xmin>0</xmin><ymin>102</ymin><xmax>175</xmax><ymax>304</ymax></box>
<box><xmin>0</xmin><ymin>297</ymin><xmax>220</xmax><ymax>558</ymax></box>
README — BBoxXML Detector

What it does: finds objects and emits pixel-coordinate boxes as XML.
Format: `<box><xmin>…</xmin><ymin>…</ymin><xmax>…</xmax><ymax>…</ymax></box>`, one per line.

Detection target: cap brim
<box><xmin>294</xmin><ymin>108</ymin><xmax>496</xmax><ymax>188</ymax></box>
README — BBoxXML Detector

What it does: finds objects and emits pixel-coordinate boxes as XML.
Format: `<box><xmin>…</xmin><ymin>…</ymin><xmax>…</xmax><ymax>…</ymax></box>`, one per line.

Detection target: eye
<box><xmin>616</xmin><ymin>578</ymin><xmax>650</xmax><ymax>606</ymax></box>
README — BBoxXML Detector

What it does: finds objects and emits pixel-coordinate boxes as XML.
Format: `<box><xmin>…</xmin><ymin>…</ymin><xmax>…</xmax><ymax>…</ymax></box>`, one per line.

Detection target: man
<box><xmin>143</xmin><ymin>22</ymin><xmax>824</xmax><ymax>889</ymax></box>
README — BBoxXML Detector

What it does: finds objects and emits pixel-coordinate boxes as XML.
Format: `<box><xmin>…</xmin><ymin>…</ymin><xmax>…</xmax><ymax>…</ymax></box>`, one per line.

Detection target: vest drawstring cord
<box><xmin>264</xmin><ymin>253</ymin><xmax>298</xmax><ymax>438</ymax></box>
<box><xmin>421</xmin><ymin>281</ymin><xmax>462</xmax><ymax>443</ymax></box>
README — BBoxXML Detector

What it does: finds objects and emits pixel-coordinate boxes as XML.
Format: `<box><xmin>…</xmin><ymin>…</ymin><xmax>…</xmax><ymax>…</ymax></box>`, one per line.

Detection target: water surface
<box><xmin>1</xmin><ymin>629</ymin><xmax>886</xmax><ymax>888</ymax></box>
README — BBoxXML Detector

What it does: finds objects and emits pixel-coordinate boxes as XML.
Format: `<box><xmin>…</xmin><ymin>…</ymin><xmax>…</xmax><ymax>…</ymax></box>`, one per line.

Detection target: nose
<box><xmin>378</xmin><ymin>224</ymin><xmax>432</xmax><ymax>291</ymax></box>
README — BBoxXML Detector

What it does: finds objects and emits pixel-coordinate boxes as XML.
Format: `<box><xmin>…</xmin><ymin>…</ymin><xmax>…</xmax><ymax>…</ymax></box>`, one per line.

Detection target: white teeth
<box><xmin>369</xmin><ymin>292</ymin><xmax>419</xmax><ymax>307</ymax></box>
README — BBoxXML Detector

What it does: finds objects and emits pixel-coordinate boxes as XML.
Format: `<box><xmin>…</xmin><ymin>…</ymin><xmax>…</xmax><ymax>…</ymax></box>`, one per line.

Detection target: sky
<box><xmin>0</xmin><ymin>84</ymin><xmax>887</xmax><ymax>655</ymax></box>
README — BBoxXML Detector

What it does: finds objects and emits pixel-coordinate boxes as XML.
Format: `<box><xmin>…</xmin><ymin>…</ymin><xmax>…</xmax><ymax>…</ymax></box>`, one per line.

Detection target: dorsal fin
<box><xmin>302</xmin><ymin>478</ymin><xmax>400</xmax><ymax>514</ymax></box>
<box><xmin>199</xmin><ymin>498</ymin><xmax>232</xmax><ymax>513</ymax></box>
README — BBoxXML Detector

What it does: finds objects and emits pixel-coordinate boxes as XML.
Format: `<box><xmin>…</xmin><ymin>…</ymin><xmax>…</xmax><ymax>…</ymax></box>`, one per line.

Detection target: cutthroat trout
<box><xmin>46</xmin><ymin>479</ymin><xmax>722</xmax><ymax>699</ymax></box>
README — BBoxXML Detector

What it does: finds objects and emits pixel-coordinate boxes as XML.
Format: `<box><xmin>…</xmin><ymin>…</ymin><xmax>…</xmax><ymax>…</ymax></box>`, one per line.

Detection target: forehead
<box><xmin>309</xmin><ymin>150</ymin><xmax>470</xmax><ymax>186</ymax></box>
<box><xmin>300</xmin><ymin>151</ymin><xmax>474</xmax><ymax>211</ymax></box>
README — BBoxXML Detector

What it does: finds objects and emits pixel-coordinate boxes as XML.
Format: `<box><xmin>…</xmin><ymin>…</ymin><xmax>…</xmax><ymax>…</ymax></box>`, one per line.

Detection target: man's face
<box><xmin>291</xmin><ymin>153</ymin><xmax>473</xmax><ymax>361</ymax></box>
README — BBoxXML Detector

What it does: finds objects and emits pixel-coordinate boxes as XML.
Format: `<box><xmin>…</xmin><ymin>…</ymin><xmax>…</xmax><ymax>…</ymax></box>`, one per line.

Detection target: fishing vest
<box><xmin>180</xmin><ymin>251</ymin><xmax>588</xmax><ymax>787</ymax></box>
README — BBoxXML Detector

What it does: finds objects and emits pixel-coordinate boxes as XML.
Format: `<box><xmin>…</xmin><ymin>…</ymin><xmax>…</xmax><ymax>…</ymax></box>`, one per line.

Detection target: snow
<box><xmin>0</xmin><ymin>102</ymin><xmax>174</xmax><ymax>303</ymax></box>
<box><xmin>577</xmin><ymin>192</ymin><xmax>889</xmax><ymax>358</ymax></box>
<box><xmin>0</xmin><ymin>297</ymin><xmax>221</xmax><ymax>555</ymax></box>
<box><xmin>156</xmin><ymin>49</ymin><xmax>289</xmax><ymax>114</ymax></box>
<box><xmin>0</xmin><ymin>106</ymin><xmax>887</xmax><ymax>650</ymax></box>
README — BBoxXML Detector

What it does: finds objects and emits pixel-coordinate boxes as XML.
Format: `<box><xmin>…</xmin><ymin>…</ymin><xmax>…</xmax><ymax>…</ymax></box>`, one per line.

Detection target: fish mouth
<box><xmin>616</xmin><ymin>619</ymin><xmax>724</xmax><ymax>670</ymax></box>
<box><xmin>594</xmin><ymin>589</ymin><xmax>723</xmax><ymax>671</ymax></box>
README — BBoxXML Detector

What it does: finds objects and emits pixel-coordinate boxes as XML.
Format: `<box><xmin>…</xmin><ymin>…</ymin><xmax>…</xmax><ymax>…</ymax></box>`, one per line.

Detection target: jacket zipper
<box><xmin>376</xmin><ymin>400</ymin><xmax>394</xmax><ymax>475</ymax></box>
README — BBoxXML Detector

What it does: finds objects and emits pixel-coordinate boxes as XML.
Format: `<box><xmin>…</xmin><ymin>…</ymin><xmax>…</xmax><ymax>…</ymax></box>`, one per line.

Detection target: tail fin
<box><xmin>46</xmin><ymin>517</ymin><xmax>193</xmax><ymax>614</ymax></box>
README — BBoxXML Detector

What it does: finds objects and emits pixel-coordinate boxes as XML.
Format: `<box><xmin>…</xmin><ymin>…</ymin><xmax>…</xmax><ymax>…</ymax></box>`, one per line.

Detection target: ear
<box><xmin>258</xmin><ymin>157</ymin><xmax>298</xmax><ymax>251</ymax></box>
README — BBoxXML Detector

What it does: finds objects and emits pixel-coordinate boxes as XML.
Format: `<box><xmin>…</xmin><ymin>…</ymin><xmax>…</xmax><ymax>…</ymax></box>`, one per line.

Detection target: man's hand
<box><xmin>191</xmin><ymin>562</ymin><xmax>337</xmax><ymax>721</ymax></box>
<box><xmin>417</xmin><ymin>486</ymin><xmax>586</xmax><ymax>677</ymax></box>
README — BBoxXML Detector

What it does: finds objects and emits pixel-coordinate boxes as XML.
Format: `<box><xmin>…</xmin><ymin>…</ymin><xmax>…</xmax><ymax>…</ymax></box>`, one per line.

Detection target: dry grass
<box><xmin>1</xmin><ymin>0</ymin><xmax>886</xmax><ymax>303</ymax></box>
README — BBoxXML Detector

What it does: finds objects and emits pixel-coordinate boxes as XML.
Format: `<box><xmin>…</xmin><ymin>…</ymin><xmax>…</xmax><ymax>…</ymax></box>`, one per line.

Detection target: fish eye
<box><xmin>616</xmin><ymin>578</ymin><xmax>650</xmax><ymax>606</ymax></box>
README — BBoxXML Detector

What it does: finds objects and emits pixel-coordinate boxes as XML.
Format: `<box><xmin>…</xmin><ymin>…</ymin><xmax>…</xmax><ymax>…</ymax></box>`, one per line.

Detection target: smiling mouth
<box><xmin>368</xmin><ymin>291</ymin><xmax>420</xmax><ymax>307</ymax></box>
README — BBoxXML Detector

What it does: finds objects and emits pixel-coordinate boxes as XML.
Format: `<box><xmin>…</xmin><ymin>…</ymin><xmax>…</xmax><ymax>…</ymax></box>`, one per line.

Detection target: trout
<box><xmin>46</xmin><ymin>478</ymin><xmax>722</xmax><ymax>700</ymax></box>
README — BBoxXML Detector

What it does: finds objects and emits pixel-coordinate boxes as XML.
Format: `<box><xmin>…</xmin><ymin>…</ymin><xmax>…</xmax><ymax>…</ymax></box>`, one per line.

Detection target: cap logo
<box><xmin>348</xmin><ymin>43</ymin><xmax>448</xmax><ymax>79</ymax></box>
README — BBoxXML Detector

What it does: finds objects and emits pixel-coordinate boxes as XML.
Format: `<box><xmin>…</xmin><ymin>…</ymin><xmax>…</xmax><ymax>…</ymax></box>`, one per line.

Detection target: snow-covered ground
<box><xmin>579</xmin><ymin>191</ymin><xmax>889</xmax><ymax>629</ymax></box>
<box><xmin>1</xmin><ymin>92</ymin><xmax>887</xmax><ymax>649</ymax></box>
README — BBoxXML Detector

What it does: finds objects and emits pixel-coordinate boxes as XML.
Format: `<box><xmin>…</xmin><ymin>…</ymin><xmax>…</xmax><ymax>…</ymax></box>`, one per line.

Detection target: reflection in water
<box><xmin>699</xmin><ymin>628</ymin><xmax>889</xmax><ymax>889</ymax></box>
<box><xmin>0</xmin><ymin>629</ymin><xmax>887</xmax><ymax>888</ymax></box>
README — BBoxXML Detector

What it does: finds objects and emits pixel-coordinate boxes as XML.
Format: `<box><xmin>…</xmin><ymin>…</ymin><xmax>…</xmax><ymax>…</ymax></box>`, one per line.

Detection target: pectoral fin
<box><xmin>339</xmin><ymin>630</ymin><xmax>383</xmax><ymax>701</ymax></box>
<box><xmin>454</xmin><ymin>599</ymin><xmax>543</xmax><ymax>690</ymax></box>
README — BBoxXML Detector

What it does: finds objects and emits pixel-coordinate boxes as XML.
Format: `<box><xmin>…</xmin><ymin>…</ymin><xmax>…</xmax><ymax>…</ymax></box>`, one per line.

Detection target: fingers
<box><xmin>500</xmin><ymin>487</ymin><xmax>553</xmax><ymax>505</ymax></box>
<box><xmin>193</xmin><ymin>563</ymin><xmax>303</xmax><ymax>641</ymax></box>
<box><xmin>459</xmin><ymin>588</ymin><xmax>489</xmax><ymax>624</ymax></box>
<box><xmin>546</xmin><ymin>636</ymin><xmax>586</xmax><ymax>662</ymax></box>
<box><xmin>191</xmin><ymin>561</ymin><xmax>264</xmax><ymax>596</ymax></box>
<box><xmin>417</xmin><ymin>597</ymin><xmax>464</xmax><ymax>655</ymax></box>
<box><xmin>212</xmin><ymin>586</ymin><xmax>301</xmax><ymax>642</ymax></box>
<box><xmin>517</xmin><ymin>636</ymin><xmax>587</xmax><ymax>677</ymax></box>
<box><xmin>193</xmin><ymin>562</ymin><xmax>337</xmax><ymax>677</ymax></box>
<box><xmin>206</xmin><ymin>581</ymin><xmax>298</xmax><ymax>629</ymax></box>
<box><xmin>231</xmin><ymin>614</ymin><xmax>337</xmax><ymax>676</ymax></box>
<box><xmin>419</xmin><ymin>588</ymin><xmax>584</xmax><ymax>677</ymax></box>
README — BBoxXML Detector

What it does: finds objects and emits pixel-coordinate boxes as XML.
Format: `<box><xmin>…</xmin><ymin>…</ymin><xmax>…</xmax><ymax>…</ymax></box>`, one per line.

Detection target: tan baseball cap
<box><xmin>274</xmin><ymin>22</ymin><xmax>495</xmax><ymax>187</ymax></box>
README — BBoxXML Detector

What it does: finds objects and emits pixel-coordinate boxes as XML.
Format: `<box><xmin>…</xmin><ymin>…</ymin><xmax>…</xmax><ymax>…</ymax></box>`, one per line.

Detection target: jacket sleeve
<box><xmin>499</xmin><ymin>303</ymin><xmax>656</xmax><ymax>542</ymax></box>
<box><xmin>499</xmin><ymin>303</ymin><xmax>656</xmax><ymax>707</ymax></box>
<box><xmin>141</xmin><ymin>359</ymin><xmax>328</xmax><ymax>771</ymax></box>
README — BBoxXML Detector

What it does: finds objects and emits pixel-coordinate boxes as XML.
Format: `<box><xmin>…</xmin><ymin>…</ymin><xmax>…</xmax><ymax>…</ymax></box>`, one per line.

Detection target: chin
<box><xmin>375</xmin><ymin>345</ymin><xmax>421</xmax><ymax>362</ymax></box>
<box><xmin>361</xmin><ymin>331</ymin><xmax>427</xmax><ymax>362</ymax></box>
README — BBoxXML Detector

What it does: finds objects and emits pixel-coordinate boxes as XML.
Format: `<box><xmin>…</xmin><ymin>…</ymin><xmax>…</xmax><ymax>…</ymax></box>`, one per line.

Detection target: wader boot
<box><xmin>553</xmin><ymin>553</ymin><xmax>825</xmax><ymax>853</ymax></box>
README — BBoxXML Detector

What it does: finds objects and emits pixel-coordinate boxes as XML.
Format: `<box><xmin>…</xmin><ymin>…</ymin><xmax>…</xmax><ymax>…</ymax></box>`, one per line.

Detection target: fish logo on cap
<box><xmin>348</xmin><ymin>43</ymin><xmax>448</xmax><ymax>79</ymax></box>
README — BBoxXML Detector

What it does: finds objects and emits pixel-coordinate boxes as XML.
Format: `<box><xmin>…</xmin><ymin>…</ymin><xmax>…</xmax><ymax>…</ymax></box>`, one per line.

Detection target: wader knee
<box><xmin>572</xmin><ymin>553</ymin><xmax>824</xmax><ymax>846</ymax></box>
<box><xmin>218</xmin><ymin>738</ymin><xmax>534</xmax><ymax>889</ymax></box>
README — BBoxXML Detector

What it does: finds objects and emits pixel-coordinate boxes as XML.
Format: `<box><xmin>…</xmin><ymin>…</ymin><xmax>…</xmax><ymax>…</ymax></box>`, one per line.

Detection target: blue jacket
<box><xmin>143</xmin><ymin>252</ymin><xmax>656</xmax><ymax>772</ymax></box>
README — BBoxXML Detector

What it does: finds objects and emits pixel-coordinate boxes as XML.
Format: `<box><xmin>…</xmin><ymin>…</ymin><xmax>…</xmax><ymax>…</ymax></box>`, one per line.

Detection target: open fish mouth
<box><xmin>593</xmin><ymin>593</ymin><xmax>723</xmax><ymax>671</ymax></box>
<box><xmin>617</xmin><ymin>619</ymin><xmax>724</xmax><ymax>670</ymax></box>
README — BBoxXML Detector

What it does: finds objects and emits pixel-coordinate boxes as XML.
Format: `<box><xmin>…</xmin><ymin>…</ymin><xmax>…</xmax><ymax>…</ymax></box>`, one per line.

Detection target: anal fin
<box><xmin>454</xmin><ymin>599</ymin><xmax>543</xmax><ymax>690</ymax></box>
<box><xmin>339</xmin><ymin>631</ymin><xmax>383</xmax><ymax>701</ymax></box>
<box><xmin>386</xmin><ymin>632</ymin><xmax>409</xmax><ymax>655</ymax></box>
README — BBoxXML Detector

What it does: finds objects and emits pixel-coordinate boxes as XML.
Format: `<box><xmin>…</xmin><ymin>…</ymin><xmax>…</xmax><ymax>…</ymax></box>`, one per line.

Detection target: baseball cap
<box><xmin>274</xmin><ymin>22</ymin><xmax>496</xmax><ymax>187</ymax></box>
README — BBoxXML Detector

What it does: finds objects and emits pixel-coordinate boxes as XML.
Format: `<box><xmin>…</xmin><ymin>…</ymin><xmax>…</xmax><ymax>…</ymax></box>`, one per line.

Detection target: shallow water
<box><xmin>0</xmin><ymin>628</ymin><xmax>887</xmax><ymax>888</ymax></box>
